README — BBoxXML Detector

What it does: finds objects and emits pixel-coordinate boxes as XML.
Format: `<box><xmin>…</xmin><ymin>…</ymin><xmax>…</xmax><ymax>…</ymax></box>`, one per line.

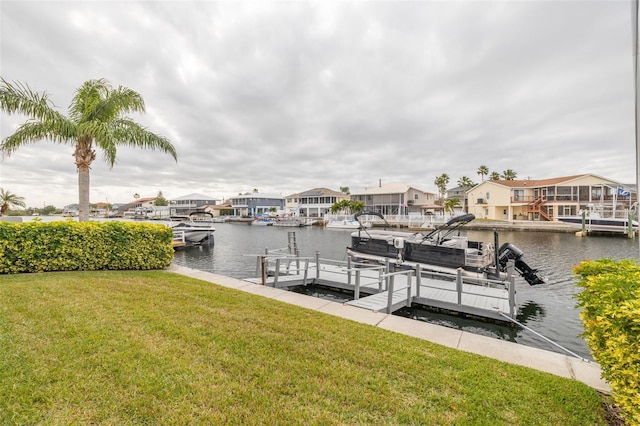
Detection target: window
<box><xmin>514</xmin><ymin>189</ymin><xmax>524</xmax><ymax>200</ymax></box>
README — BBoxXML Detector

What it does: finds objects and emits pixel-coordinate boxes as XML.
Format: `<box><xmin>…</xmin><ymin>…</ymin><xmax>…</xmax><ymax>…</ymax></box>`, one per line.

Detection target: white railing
<box><xmin>323</xmin><ymin>214</ymin><xmax>462</xmax><ymax>228</ymax></box>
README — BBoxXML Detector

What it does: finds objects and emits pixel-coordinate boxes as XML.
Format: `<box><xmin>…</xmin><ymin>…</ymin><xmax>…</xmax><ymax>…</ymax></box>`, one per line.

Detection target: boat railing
<box><xmin>463</xmin><ymin>250</ymin><xmax>494</xmax><ymax>269</ymax></box>
<box><xmin>172</xmin><ymin>230</ymin><xmax>186</xmax><ymax>242</ymax></box>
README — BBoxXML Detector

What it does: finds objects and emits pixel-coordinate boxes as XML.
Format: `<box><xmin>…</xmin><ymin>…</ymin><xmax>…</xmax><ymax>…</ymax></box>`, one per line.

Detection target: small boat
<box><xmin>325</xmin><ymin>218</ymin><xmax>371</xmax><ymax>229</ymax></box>
<box><xmin>169</xmin><ymin>212</ymin><xmax>216</xmax><ymax>244</ymax></box>
<box><xmin>346</xmin><ymin>212</ymin><xmax>545</xmax><ymax>286</ymax></box>
<box><xmin>252</xmin><ymin>217</ymin><xmax>276</xmax><ymax>226</ymax></box>
<box><xmin>273</xmin><ymin>218</ymin><xmax>311</xmax><ymax>227</ymax></box>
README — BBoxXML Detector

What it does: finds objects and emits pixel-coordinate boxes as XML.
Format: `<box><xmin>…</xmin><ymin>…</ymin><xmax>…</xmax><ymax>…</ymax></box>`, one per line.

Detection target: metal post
<box><xmin>347</xmin><ymin>256</ymin><xmax>352</xmax><ymax>285</ymax></box>
<box><xmin>384</xmin><ymin>260</ymin><xmax>391</xmax><ymax>291</ymax></box>
<box><xmin>354</xmin><ymin>269</ymin><xmax>361</xmax><ymax>300</ymax></box>
<box><xmin>302</xmin><ymin>258</ymin><xmax>309</xmax><ymax>285</ymax></box>
<box><xmin>633</xmin><ymin>0</ymin><xmax>640</xmax><ymax>253</ymax></box>
<box><xmin>456</xmin><ymin>268</ymin><xmax>463</xmax><ymax>305</ymax></box>
<box><xmin>415</xmin><ymin>264</ymin><xmax>421</xmax><ymax>298</ymax></box>
<box><xmin>273</xmin><ymin>258</ymin><xmax>280</xmax><ymax>288</ymax></box>
<box><xmin>315</xmin><ymin>251</ymin><xmax>320</xmax><ymax>280</ymax></box>
<box><xmin>406</xmin><ymin>272</ymin><xmax>412</xmax><ymax>306</ymax></box>
<box><xmin>387</xmin><ymin>274</ymin><xmax>395</xmax><ymax>314</ymax></box>
<box><xmin>260</xmin><ymin>256</ymin><xmax>266</xmax><ymax>286</ymax></box>
<box><xmin>296</xmin><ymin>248</ymin><xmax>300</xmax><ymax>271</ymax></box>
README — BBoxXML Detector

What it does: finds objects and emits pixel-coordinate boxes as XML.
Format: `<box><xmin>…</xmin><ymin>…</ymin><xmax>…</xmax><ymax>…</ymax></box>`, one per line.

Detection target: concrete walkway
<box><xmin>166</xmin><ymin>264</ymin><xmax>610</xmax><ymax>393</ymax></box>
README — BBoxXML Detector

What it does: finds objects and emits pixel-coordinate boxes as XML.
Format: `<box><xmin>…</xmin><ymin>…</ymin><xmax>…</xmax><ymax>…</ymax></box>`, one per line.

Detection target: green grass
<box><xmin>0</xmin><ymin>271</ymin><xmax>607</xmax><ymax>425</ymax></box>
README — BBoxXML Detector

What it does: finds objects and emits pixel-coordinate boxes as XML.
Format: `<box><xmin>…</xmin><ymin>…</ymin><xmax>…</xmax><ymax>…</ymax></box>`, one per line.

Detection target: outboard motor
<box><xmin>498</xmin><ymin>243</ymin><xmax>546</xmax><ymax>285</ymax></box>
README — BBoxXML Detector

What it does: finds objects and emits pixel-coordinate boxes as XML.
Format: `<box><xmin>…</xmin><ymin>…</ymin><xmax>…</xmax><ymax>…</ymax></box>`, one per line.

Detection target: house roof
<box><xmin>285</xmin><ymin>187</ymin><xmax>347</xmax><ymax>198</ymax></box>
<box><xmin>171</xmin><ymin>193</ymin><xmax>218</xmax><ymax>201</ymax></box>
<box><xmin>351</xmin><ymin>182</ymin><xmax>415</xmax><ymax>195</ymax></box>
<box><xmin>231</xmin><ymin>193</ymin><xmax>284</xmax><ymax>200</ymax></box>
<box><xmin>131</xmin><ymin>197</ymin><xmax>155</xmax><ymax>203</ymax></box>
<box><xmin>474</xmin><ymin>174</ymin><xmax>622</xmax><ymax>189</ymax></box>
<box><xmin>203</xmin><ymin>201</ymin><xmax>232</xmax><ymax>210</ymax></box>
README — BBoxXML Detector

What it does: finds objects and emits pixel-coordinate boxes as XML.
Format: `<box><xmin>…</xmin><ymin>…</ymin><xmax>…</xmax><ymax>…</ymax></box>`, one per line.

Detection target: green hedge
<box><xmin>0</xmin><ymin>220</ymin><xmax>174</xmax><ymax>274</ymax></box>
<box><xmin>574</xmin><ymin>259</ymin><xmax>640</xmax><ymax>425</ymax></box>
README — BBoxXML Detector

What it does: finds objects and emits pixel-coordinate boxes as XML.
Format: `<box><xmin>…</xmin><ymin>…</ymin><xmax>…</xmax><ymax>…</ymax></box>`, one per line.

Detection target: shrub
<box><xmin>0</xmin><ymin>220</ymin><xmax>173</xmax><ymax>274</ymax></box>
<box><xmin>574</xmin><ymin>259</ymin><xmax>640</xmax><ymax>425</ymax></box>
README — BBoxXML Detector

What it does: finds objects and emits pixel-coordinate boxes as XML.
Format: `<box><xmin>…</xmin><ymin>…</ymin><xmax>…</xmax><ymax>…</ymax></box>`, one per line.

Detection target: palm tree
<box><xmin>489</xmin><ymin>172</ymin><xmax>501</xmax><ymax>181</ymax></box>
<box><xmin>434</xmin><ymin>173</ymin><xmax>450</xmax><ymax>203</ymax></box>
<box><xmin>0</xmin><ymin>188</ymin><xmax>26</xmax><ymax>215</ymax></box>
<box><xmin>476</xmin><ymin>165</ymin><xmax>489</xmax><ymax>182</ymax></box>
<box><xmin>444</xmin><ymin>197</ymin><xmax>461</xmax><ymax>215</ymax></box>
<box><xmin>501</xmin><ymin>169</ymin><xmax>518</xmax><ymax>180</ymax></box>
<box><xmin>0</xmin><ymin>78</ymin><xmax>177</xmax><ymax>221</ymax></box>
<box><xmin>457</xmin><ymin>176</ymin><xmax>475</xmax><ymax>189</ymax></box>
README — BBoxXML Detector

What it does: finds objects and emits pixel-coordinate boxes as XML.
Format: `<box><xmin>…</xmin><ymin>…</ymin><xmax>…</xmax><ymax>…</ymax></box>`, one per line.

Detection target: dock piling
<box><xmin>456</xmin><ymin>268</ymin><xmax>463</xmax><ymax>306</ymax></box>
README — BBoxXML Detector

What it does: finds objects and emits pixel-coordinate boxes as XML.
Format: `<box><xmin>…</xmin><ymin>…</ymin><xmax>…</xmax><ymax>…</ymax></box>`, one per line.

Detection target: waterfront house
<box><xmin>285</xmin><ymin>188</ymin><xmax>350</xmax><ymax>218</ymax></box>
<box><xmin>446</xmin><ymin>186</ymin><xmax>472</xmax><ymax>212</ymax></box>
<box><xmin>170</xmin><ymin>193</ymin><xmax>220</xmax><ymax>216</ymax></box>
<box><xmin>202</xmin><ymin>200</ymin><xmax>233</xmax><ymax>218</ymax></box>
<box><xmin>466</xmin><ymin>174</ymin><xmax>637</xmax><ymax>221</ymax></box>
<box><xmin>350</xmin><ymin>182</ymin><xmax>437</xmax><ymax>216</ymax></box>
<box><xmin>229</xmin><ymin>193</ymin><xmax>285</xmax><ymax>217</ymax></box>
<box><xmin>116</xmin><ymin>197</ymin><xmax>157</xmax><ymax>218</ymax></box>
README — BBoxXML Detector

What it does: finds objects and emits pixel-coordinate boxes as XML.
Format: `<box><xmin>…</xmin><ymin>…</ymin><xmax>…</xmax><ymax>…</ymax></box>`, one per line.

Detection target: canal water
<box><xmin>171</xmin><ymin>222</ymin><xmax>640</xmax><ymax>360</ymax></box>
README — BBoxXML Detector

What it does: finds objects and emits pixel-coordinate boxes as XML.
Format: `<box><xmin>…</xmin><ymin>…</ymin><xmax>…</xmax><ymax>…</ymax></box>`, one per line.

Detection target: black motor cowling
<box><xmin>498</xmin><ymin>243</ymin><xmax>546</xmax><ymax>285</ymax></box>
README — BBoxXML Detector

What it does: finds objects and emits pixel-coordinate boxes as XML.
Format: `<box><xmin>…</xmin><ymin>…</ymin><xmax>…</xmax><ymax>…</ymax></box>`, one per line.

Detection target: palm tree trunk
<box><xmin>78</xmin><ymin>166</ymin><xmax>90</xmax><ymax>222</ymax></box>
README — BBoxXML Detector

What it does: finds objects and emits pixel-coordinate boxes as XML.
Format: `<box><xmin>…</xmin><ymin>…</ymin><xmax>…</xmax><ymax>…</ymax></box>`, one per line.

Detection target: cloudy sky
<box><xmin>0</xmin><ymin>0</ymin><xmax>635</xmax><ymax>208</ymax></box>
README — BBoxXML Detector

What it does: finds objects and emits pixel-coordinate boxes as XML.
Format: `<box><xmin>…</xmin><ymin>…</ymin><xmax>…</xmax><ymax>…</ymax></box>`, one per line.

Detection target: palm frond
<box><xmin>68</xmin><ymin>79</ymin><xmax>110</xmax><ymax>123</ymax></box>
<box><xmin>0</xmin><ymin>78</ymin><xmax>60</xmax><ymax>123</ymax></box>
<box><xmin>1</xmin><ymin>120</ymin><xmax>76</xmax><ymax>158</ymax></box>
<box><xmin>108</xmin><ymin>118</ymin><xmax>177</xmax><ymax>162</ymax></box>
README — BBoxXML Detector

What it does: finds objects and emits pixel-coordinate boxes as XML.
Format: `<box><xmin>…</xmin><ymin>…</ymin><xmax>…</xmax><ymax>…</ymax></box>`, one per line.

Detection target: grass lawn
<box><xmin>0</xmin><ymin>270</ymin><xmax>607</xmax><ymax>425</ymax></box>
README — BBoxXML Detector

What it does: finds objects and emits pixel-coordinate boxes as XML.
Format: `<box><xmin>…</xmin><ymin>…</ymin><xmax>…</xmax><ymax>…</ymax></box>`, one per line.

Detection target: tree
<box><xmin>330</xmin><ymin>199</ymin><xmax>364</xmax><ymax>214</ymax></box>
<box><xmin>457</xmin><ymin>176</ymin><xmax>475</xmax><ymax>189</ymax></box>
<box><xmin>489</xmin><ymin>172</ymin><xmax>501</xmax><ymax>181</ymax></box>
<box><xmin>154</xmin><ymin>191</ymin><xmax>168</xmax><ymax>206</ymax></box>
<box><xmin>133</xmin><ymin>193</ymin><xmax>141</xmax><ymax>200</ymax></box>
<box><xmin>0</xmin><ymin>188</ymin><xmax>26</xmax><ymax>215</ymax></box>
<box><xmin>501</xmin><ymin>169</ymin><xmax>518</xmax><ymax>180</ymax></box>
<box><xmin>434</xmin><ymin>173</ymin><xmax>450</xmax><ymax>203</ymax></box>
<box><xmin>444</xmin><ymin>197</ymin><xmax>461</xmax><ymax>215</ymax></box>
<box><xmin>0</xmin><ymin>78</ymin><xmax>177</xmax><ymax>222</ymax></box>
<box><xmin>339</xmin><ymin>186</ymin><xmax>350</xmax><ymax>195</ymax></box>
<box><xmin>41</xmin><ymin>205</ymin><xmax>57</xmax><ymax>215</ymax></box>
<box><xmin>477</xmin><ymin>165</ymin><xmax>489</xmax><ymax>182</ymax></box>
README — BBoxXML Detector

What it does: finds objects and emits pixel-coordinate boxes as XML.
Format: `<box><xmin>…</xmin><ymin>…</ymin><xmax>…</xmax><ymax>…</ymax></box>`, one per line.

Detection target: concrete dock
<box><xmin>166</xmin><ymin>264</ymin><xmax>609</xmax><ymax>393</ymax></box>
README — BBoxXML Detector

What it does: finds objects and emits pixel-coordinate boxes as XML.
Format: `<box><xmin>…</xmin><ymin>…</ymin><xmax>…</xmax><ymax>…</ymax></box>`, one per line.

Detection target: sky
<box><xmin>0</xmin><ymin>0</ymin><xmax>636</xmax><ymax>208</ymax></box>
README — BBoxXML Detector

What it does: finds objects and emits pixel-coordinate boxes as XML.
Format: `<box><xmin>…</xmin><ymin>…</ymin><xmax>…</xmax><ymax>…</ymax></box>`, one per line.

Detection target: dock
<box><xmin>244</xmin><ymin>251</ymin><xmax>517</xmax><ymax>322</ymax></box>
